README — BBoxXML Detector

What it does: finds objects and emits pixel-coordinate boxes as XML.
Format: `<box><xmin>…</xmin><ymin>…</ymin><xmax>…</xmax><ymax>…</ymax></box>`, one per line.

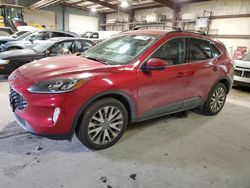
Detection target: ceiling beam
<box><xmin>86</xmin><ymin>0</ymin><xmax>130</xmax><ymax>14</ymax></box>
<box><xmin>62</xmin><ymin>2</ymin><xmax>105</xmax><ymax>16</ymax></box>
<box><xmin>70</xmin><ymin>0</ymin><xmax>86</xmax><ymax>5</ymax></box>
<box><xmin>29</xmin><ymin>0</ymin><xmax>62</xmax><ymax>9</ymax></box>
<box><xmin>153</xmin><ymin>0</ymin><xmax>176</xmax><ymax>10</ymax></box>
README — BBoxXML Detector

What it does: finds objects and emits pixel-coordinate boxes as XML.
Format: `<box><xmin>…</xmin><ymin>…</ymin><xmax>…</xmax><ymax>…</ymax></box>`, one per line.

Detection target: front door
<box><xmin>137</xmin><ymin>37</ymin><xmax>189</xmax><ymax>120</ymax></box>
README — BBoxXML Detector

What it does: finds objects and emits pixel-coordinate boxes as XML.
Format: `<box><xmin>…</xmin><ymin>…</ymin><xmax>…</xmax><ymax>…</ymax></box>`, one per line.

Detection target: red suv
<box><xmin>8</xmin><ymin>30</ymin><xmax>234</xmax><ymax>149</ymax></box>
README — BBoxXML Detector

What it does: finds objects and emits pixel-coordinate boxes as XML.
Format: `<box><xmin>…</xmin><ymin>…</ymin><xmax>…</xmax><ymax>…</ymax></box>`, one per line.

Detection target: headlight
<box><xmin>27</xmin><ymin>78</ymin><xmax>88</xmax><ymax>93</ymax></box>
<box><xmin>0</xmin><ymin>59</ymin><xmax>9</xmax><ymax>65</ymax></box>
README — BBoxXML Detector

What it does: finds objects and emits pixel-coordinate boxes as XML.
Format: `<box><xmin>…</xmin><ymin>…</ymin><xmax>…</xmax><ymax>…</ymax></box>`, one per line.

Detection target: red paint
<box><xmin>8</xmin><ymin>31</ymin><xmax>234</xmax><ymax>137</ymax></box>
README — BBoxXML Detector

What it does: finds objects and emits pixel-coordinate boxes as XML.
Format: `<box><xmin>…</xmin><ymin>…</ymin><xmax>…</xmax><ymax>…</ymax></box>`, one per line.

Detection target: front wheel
<box><xmin>76</xmin><ymin>98</ymin><xmax>128</xmax><ymax>150</ymax></box>
<box><xmin>200</xmin><ymin>82</ymin><xmax>227</xmax><ymax>115</ymax></box>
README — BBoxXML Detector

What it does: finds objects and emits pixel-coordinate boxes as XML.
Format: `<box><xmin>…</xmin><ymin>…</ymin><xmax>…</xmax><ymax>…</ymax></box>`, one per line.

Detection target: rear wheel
<box><xmin>76</xmin><ymin>98</ymin><xmax>128</xmax><ymax>150</ymax></box>
<box><xmin>200</xmin><ymin>82</ymin><xmax>227</xmax><ymax>115</ymax></box>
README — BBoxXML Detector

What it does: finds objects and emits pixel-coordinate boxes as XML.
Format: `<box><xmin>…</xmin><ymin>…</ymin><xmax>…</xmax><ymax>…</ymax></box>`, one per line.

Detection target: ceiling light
<box><xmin>120</xmin><ymin>1</ymin><xmax>129</xmax><ymax>8</ymax></box>
<box><xmin>91</xmin><ymin>7</ymin><xmax>97</xmax><ymax>12</ymax></box>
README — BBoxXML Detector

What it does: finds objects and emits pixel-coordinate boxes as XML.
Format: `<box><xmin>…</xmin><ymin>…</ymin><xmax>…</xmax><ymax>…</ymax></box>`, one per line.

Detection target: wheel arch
<box><xmin>71</xmin><ymin>90</ymin><xmax>137</xmax><ymax>137</ymax></box>
<box><xmin>207</xmin><ymin>77</ymin><xmax>232</xmax><ymax>99</ymax></box>
<box><xmin>7</xmin><ymin>46</ymin><xmax>23</xmax><ymax>50</ymax></box>
<box><xmin>217</xmin><ymin>77</ymin><xmax>231</xmax><ymax>93</ymax></box>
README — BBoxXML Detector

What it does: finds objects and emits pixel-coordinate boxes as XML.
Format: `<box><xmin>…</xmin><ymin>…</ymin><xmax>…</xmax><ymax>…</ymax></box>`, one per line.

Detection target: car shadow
<box><xmin>232</xmin><ymin>85</ymin><xmax>250</xmax><ymax>92</ymax></box>
<box><xmin>0</xmin><ymin>110</ymin><xmax>213</xmax><ymax>157</ymax></box>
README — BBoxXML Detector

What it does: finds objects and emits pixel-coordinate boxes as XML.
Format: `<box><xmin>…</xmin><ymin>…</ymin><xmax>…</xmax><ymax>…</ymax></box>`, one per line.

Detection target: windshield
<box><xmin>81</xmin><ymin>32</ymin><xmax>93</xmax><ymax>38</ymax></box>
<box><xmin>241</xmin><ymin>53</ymin><xmax>250</xmax><ymax>61</ymax></box>
<box><xmin>17</xmin><ymin>31</ymin><xmax>32</xmax><ymax>40</ymax></box>
<box><xmin>33</xmin><ymin>41</ymin><xmax>55</xmax><ymax>53</ymax></box>
<box><xmin>82</xmin><ymin>34</ymin><xmax>158</xmax><ymax>65</ymax></box>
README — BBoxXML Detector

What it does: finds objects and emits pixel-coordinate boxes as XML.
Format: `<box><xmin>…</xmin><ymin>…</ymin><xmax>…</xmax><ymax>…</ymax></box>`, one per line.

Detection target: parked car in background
<box><xmin>0</xmin><ymin>27</ymin><xmax>14</xmax><ymax>36</ymax></box>
<box><xmin>81</xmin><ymin>31</ymin><xmax>119</xmax><ymax>43</ymax></box>
<box><xmin>0</xmin><ymin>31</ymin><xmax>33</xmax><ymax>46</ymax></box>
<box><xmin>8</xmin><ymin>30</ymin><xmax>233</xmax><ymax>150</ymax></box>
<box><xmin>11</xmin><ymin>30</ymin><xmax>30</xmax><ymax>38</ymax></box>
<box><xmin>233</xmin><ymin>53</ymin><xmax>250</xmax><ymax>87</ymax></box>
<box><xmin>0</xmin><ymin>30</ymin><xmax>78</xmax><ymax>51</ymax></box>
<box><xmin>0</xmin><ymin>37</ymin><xmax>95</xmax><ymax>75</ymax></box>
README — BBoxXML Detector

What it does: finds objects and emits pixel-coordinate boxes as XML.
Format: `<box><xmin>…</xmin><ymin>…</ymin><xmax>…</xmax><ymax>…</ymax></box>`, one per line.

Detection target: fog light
<box><xmin>52</xmin><ymin>107</ymin><xmax>60</xmax><ymax>124</ymax></box>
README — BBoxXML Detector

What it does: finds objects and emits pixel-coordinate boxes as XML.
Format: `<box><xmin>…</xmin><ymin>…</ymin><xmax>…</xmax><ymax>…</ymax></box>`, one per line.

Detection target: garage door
<box><xmin>69</xmin><ymin>14</ymin><xmax>98</xmax><ymax>34</ymax></box>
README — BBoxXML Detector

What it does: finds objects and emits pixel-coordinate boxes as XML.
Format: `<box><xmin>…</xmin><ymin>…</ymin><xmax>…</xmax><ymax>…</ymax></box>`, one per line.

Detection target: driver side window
<box><xmin>51</xmin><ymin>41</ymin><xmax>73</xmax><ymax>55</ymax></box>
<box><xmin>151</xmin><ymin>37</ymin><xmax>186</xmax><ymax>66</ymax></box>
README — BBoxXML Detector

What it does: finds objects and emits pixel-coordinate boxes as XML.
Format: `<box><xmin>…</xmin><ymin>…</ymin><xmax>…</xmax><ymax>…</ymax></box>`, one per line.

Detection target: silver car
<box><xmin>233</xmin><ymin>53</ymin><xmax>250</xmax><ymax>87</ymax></box>
<box><xmin>0</xmin><ymin>30</ymin><xmax>78</xmax><ymax>51</ymax></box>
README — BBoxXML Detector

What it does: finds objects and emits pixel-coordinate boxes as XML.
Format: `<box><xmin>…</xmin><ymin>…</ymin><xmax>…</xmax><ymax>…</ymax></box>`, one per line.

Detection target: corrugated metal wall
<box><xmin>0</xmin><ymin>0</ymin><xmax>105</xmax><ymax>31</ymax></box>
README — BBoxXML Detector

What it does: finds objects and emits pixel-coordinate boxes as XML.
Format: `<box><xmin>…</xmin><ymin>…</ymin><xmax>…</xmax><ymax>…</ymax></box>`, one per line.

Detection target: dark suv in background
<box><xmin>9</xmin><ymin>30</ymin><xmax>234</xmax><ymax>150</ymax></box>
<box><xmin>0</xmin><ymin>37</ymin><xmax>95</xmax><ymax>75</ymax></box>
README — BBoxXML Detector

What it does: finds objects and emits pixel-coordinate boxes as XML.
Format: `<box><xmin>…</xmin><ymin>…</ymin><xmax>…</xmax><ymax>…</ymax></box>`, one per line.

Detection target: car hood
<box><xmin>4</xmin><ymin>40</ymin><xmax>30</xmax><ymax>47</ymax></box>
<box><xmin>17</xmin><ymin>55</ymin><xmax>124</xmax><ymax>81</ymax></box>
<box><xmin>0</xmin><ymin>36</ymin><xmax>17</xmax><ymax>42</ymax></box>
<box><xmin>234</xmin><ymin>60</ymin><xmax>250</xmax><ymax>69</ymax></box>
<box><xmin>0</xmin><ymin>49</ymin><xmax>37</xmax><ymax>59</ymax></box>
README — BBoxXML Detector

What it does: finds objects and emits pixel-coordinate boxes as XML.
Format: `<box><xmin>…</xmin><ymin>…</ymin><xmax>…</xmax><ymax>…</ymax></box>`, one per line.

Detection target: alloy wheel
<box><xmin>210</xmin><ymin>87</ymin><xmax>226</xmax><ymax>113</ymax></box>
<box><xmin>87</xmin><ymin>106</ymin><xmax>124</xmax><ymax>145</ymax></box>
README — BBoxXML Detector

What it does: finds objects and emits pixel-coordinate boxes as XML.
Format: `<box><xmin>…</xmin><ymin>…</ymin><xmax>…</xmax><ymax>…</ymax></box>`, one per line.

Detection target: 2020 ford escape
<box><xmin>9</xmin><ymin>30</ymin><xmax>234</xmax><ymax>150</ymax></box>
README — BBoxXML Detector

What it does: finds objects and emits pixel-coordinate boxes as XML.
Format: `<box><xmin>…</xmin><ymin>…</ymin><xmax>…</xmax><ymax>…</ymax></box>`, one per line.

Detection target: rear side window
<box><xmin>188</xmin><ymin>38</ymin><xmax>220</xmax><ymax>61</ymax></box>
<box><xmin>51</xmin><ymin>32</ymin><xmax>66</xmax><ymax>38</ymax></box>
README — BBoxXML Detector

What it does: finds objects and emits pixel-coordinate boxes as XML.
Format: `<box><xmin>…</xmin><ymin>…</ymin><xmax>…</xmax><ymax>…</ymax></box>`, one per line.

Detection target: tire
<box><xmin>200</xmin><ymin>82</ymin><xmax>227</xmax><ymax>115</ymax></box>
<box><xmin>76</xmin><ymin>98</ymin><xmax>128</xmax><ymax>150</ymax></box>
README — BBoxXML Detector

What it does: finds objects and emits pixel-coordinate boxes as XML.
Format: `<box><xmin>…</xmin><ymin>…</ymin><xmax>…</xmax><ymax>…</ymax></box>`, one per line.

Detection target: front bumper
<box><xmin>9</xmin><ymin>85</ymin><xmax>87</xmax><ymax>140</ymax></box>
<box><xmin>234</xmin><ymin>71</ymin><xmax>250</xmax><ymax>87</ymax></box>
<box><xmin>13</xmin><ymin>112</ymin><xmax>72</xmax><ymax>140</ymax></box>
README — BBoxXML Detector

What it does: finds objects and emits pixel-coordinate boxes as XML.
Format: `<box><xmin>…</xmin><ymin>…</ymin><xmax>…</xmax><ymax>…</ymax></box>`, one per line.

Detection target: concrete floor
<box><xmin>0</xmin><ymin>76</ymin><xmax>250</xmax><ymax>188</ymax></box>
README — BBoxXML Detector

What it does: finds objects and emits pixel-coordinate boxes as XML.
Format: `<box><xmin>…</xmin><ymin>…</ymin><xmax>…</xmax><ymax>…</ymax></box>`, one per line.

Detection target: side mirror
<box><xmin>142</xmin><ymin>58</ymin><xmax>168</xmax><ymax>71</ymax></box>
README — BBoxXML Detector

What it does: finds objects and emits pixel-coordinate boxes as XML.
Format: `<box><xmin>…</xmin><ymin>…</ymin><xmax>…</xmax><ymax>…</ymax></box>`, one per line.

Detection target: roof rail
<box><xmin>130</xmin><ymin>26</ymin><xmax>206</xmax><ymax>36</ymax></box>
<box><xmin>132</xmin><ymin>25</ymin><xmax>182</xmax><ymax>32</ymax></box>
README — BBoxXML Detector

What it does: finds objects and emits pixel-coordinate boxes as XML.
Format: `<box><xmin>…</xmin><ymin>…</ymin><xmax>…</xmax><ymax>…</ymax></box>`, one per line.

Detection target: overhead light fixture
<box><xmin>120</xmin><ymin>1</ymin><xmax>129</xmax><ymax>8</ymax></box>
<box><xmin>91</xmin><ymin>7</ymin><xmax>97</xmax><ymax>12</ymax></box>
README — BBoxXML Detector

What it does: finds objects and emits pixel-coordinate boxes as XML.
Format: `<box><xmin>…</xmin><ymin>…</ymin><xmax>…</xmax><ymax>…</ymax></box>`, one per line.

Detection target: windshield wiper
<box><xmin>85</xmin><ymin>56</ymin><xmax>109</xmax><ymax>65</ymax></box>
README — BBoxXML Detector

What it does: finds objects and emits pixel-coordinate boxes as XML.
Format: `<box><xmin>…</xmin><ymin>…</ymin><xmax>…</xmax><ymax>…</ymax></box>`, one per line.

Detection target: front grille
<box><xmin>9</xmin><ymin>87</ymin><xmax>27</xmax><ymax>111</ymax></box>
<box><xmin>234</xmin><ymin>70</ymin><xmax>250</xmax><ymax>78</ymax></box>
<box><xmin>234</xmin><ymin>70</ymin><xmax>241</xmax><ymax>76</ymax></box>
<box><xmin>236</xmin><ymin>66</ymin><xmax>250</xmax><ymax>70</ymax></box>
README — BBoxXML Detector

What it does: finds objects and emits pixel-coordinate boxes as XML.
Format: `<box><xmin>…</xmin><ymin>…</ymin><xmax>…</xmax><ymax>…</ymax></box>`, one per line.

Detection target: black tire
<box><xmin>200</xmin><ymin>82</ymin><xmax>227</xmax><ymax>115</ymax></box>
<box><xmin>76</xmin><ymin>98</ymin><xmax>128</xmax><ymax>150</ymax></box>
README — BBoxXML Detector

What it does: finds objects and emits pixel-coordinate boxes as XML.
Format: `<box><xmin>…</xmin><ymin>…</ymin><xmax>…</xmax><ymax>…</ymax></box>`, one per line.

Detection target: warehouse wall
<box><xmin>134</xmin><ymin>7</ymin><xmax>174</xmax><ymax>22</ymax></box>
<box><xmin>0</xmin><ymin>0</ymin><xmax>105</xmax><ymax>33</ymax></box>
<box><xmin>181</xmin><ymin>0</ymin><xmax>250</xmax><ymax>57</ymax></box>
<box><xmin>43</xmin><ymin>5</ymin><xmax>105</xmax><ymax>33</ymax></box>
<box><xmin>106</xmin><ymin>6</ymin><xmax>174</xmax><ymax>31</ymax></box>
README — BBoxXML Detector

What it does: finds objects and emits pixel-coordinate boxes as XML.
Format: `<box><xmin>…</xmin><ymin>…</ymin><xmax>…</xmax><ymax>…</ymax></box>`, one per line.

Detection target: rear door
<box><xmin>137</xmin><ymin>37</ymin><xmax>189</xmax><ymax>120</ymax></box>
<box><xmin>184</xmin><ymin>37</ymin><xmax>222</xmax><ymax>105</ymax></box>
